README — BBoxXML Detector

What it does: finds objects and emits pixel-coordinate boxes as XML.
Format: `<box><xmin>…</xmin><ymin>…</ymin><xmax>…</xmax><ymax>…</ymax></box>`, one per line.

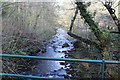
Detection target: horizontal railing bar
<box><xmin>0</xmin><ymin>54</ymin><xmax>120</xmax><ymax>64</ymax></box>
<box><xmin>0</xmin><ymin>73</ymin><xmax>68</xmax><ymax>80</ymax></box>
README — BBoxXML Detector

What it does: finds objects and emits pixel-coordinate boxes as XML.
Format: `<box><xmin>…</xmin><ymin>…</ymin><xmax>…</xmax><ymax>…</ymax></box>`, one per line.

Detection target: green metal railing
<box><xmin>0</xmin><ymin>54</ymin><xmax>120</xmax><ymax>80</ymax></box>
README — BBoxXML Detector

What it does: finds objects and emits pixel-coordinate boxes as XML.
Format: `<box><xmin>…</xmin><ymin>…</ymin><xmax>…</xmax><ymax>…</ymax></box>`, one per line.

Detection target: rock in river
<box><xmin>62</xmin><ymin>43</ymin><xmax>70</xmax><ymax>48</ymax></box>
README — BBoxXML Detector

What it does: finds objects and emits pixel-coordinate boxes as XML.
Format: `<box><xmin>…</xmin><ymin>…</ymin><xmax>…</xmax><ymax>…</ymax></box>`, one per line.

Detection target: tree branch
<box><xmin>102</xmin><ymin>1</ymin><xmax>120</xmax><ymax>33</ymax></box>
<box><xmin>110</xmin><ymin>31</ymin><xmax>120</xmax><ymax>34</ymax></box>
<box><xmin>67</xmin><ymin>32</ymin><xmax>100</xmax><ymax>49</ymax></box>
<box><xmin>69</xmin><ymin>8</ymin><xmax>78</xmax><ymax>32</ymax></box>
<box><xmin>2</xmin><ymin>2</ymin><xmax>15</xmax><ymax>9</ymax></box>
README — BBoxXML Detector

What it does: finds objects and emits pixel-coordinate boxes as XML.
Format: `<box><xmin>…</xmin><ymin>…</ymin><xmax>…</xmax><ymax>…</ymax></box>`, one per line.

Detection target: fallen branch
<box><xmin>110</xmin><ymin>31</ymin><xmax>120</xmax><ymax>34</ymax></box>
<box><xmin>67</xmin><ymin>32</ymin><xmax>100</xmax><ymax>49</ymax></box>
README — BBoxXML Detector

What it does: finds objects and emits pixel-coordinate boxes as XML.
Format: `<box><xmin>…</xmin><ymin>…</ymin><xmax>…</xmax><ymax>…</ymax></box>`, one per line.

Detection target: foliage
<box><xmin>2</xmin><ymin>2</ymin><xmax>58</xmax><ymax>75</ymax></box>
<box><xmin>2</xmin><ymin>2</ymin><xmax>57</xmax><ymax>55</ymax></box>
<box><xmin>67</xmin><ymin>1</ymin><xmax>120</xmax><ymax>79</ymax></box>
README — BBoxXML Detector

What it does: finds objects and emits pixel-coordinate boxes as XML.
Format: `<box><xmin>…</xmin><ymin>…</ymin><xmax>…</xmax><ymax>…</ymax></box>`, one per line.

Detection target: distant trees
<box><xmin>2</xmin><ymin>2</ymin><xmax>58</xmax><ymax>54</ymax></box>
<box><xmin>1</xmin><ymin>2</ymin><xmax>59</xmax><ymax>74</ymax></box>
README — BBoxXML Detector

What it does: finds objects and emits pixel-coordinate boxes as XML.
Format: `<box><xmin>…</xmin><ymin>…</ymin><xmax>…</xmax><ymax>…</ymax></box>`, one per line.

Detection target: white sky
<box><xmin>1</xmin><ymin>0</ymin><xmax>120</xmax><ymax>2</ymax></box>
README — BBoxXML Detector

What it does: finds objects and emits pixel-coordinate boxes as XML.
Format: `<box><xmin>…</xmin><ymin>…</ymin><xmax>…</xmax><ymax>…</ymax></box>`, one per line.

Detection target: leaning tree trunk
<box><xmin>68</xmin><ymin>1</ymin><xmax>111</xmax><ymax>59</ymax></box>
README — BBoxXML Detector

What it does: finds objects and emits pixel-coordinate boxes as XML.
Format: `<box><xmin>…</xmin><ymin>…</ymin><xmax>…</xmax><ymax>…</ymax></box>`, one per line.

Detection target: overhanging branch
<box><xmin>67</xmin><ymin>32</ymin><xmax>100</xmax><ymax>49</ymax></box>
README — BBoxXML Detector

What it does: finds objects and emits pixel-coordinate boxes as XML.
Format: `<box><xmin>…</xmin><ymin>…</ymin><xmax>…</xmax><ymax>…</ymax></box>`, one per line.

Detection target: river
<box><xmin>23</xmin><ymin>27</ymin><xmax>75</xmax><ymax>79</ymax></box>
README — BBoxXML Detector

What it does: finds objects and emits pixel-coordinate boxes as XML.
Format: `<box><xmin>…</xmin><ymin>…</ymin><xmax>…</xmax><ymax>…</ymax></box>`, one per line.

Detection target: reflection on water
<box><xmin>25</xmin><ymin>27</ymin><xmax>74</xmax><ymax>78</ymax></box>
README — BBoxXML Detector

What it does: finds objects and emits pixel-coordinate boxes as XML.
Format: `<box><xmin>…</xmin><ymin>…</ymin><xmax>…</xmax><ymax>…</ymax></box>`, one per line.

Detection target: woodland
<box><xmin>1</xmin><ymin>0</ymin><xmax>120</xmax><ymax>79</ymax></box>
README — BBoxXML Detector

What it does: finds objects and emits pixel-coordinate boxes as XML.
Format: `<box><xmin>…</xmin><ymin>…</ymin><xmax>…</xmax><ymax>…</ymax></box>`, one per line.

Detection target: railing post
<box><xmin>101</xmin><ymin>60</ymin><xmax>105</xmax><ymax>80</ymax></box>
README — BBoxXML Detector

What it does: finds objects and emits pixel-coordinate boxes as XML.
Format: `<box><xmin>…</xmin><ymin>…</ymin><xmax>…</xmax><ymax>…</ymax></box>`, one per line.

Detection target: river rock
<box><xmin>53</xmin><ymin>70</ymin><xmax>57</xmax><ymax>72</ymax></box>
<box><xmin>51</xmin><ymin>40</ymin><xmax>56</xmax><ymax>43</ymax></box>
<box><xmin>60</xmin><ymin>62</ymin><xmax>65</xmax><ymax>65</ymax></box>
<box><xmin>61</xmin><ymin>57</ymin><xmax>64</xmax><ymax>58</ymax></box>
<box><xmin>62</xmin><ymin>51</ymin><xmax>67</xmax><ymax>53</ymax></box>
<box><xmin>52</xmin><ymin>46</ymin><xmax>56</xmax><ymax>48</ymax></box>
<box><xmin>62</xmin><ymin>43</ymin><xmax>70</xmax><ymax>48</ymax></box>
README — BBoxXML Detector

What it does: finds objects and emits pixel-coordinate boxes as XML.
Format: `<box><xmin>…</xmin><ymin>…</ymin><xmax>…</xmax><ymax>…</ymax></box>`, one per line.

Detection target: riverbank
<box><xmin>21</xmin><ymin>27</ymin><xmax>75</xmax><ymax>79</ymax></box>
<box><xmin>2</xmin><ymin>27</ymin><xmax>75</xmax><ymax>80</ymax></box>
<box><xmin>2</xmin><ymin>30</ymin><xmax>56</xmax><ymax>79</ymax></box>
<box><xmin>65</xmin><ymin>39</ymin><xmax>120</xmax><ymax>79</ymax></box>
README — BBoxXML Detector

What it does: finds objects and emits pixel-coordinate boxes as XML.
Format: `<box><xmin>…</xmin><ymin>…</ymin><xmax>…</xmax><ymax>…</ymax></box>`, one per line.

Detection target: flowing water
<box><xmin>24</xmin><ymin>27</ymin><xmax>74</xmax><ymax>79</ymax></box>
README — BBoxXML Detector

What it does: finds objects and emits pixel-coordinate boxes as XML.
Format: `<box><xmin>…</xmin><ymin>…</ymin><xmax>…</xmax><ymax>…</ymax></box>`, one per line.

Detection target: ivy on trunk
<box><xmin>68</xmin><ymin>1</ymin><xmax>112</xmax><ymax>60</ymax></box>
